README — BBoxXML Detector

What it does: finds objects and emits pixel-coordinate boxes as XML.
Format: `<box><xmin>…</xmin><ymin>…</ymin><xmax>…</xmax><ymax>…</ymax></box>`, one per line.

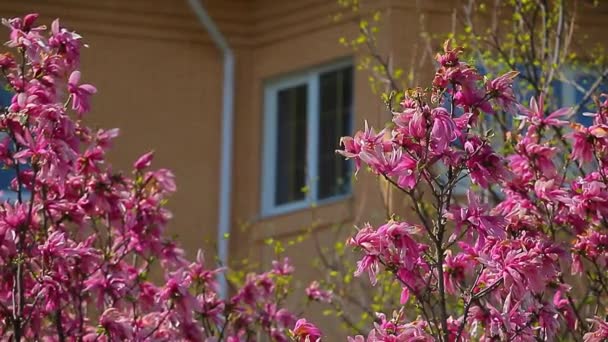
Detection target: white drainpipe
<box><xmin>187</xmin><ymin>0</ymin><xmax>234</xmax><ymax>299</ymax></box>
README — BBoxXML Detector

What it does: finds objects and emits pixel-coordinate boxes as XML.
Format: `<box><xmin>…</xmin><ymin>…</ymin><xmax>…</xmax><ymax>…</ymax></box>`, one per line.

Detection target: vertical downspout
<box><xmin>187</xmin><ymin>0</ymin><xmax>234</xmax><ymax>299</ymax></box>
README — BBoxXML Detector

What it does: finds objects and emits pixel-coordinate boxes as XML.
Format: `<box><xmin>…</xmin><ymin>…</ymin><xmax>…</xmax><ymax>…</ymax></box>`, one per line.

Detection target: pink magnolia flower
<box><xmin>49</xmin><ymin>19</ymin><xmax>82</xmax><ymax>68</ymax></box>
<box><xmin>435</xmin><ymin>40</ymin><xmax>462</xmax><ymax>67</ymax></box>
<box><xmin>446</xmin><ymin>190</ymin><xmax>507</xmax><ymax>239</ymax></box>
<box><xmin>83</xmin><ymin>272</ymin><xmax>129</xmax><ymax>308</ymax></box>
<box><xmin>430</xmin><ymin>107</ymin><xmax>458</xmax><ymax>154</ymax></box>
<box><xmin>13</xmin><ymin>128</ymin><xmax>51</xmax><ymax>163</ymax></box>
<box><xmin>337</xmin><ymin>121</ymin><xmax>391</xmax><ymax>174</ymax></box>
<box><xmin>454</xmin><ymin>84</ymin><xmax>493</xmax><ymax>114</ymax></box>
<box><xmin>354</xmin><ymin>312</ymin><xmax>434</xmax><ymax>342</ymax></box>
<box><xmin>67</xmin><ymin>70</ymin><xmax>96</xmax><ymax>114</ymax></box>
<box><xmin>570</xmin><ymin>176</ymin><xmax>608</xmax><ymax>222</ymax></box>
<box><xmin>99</xmin><ymin>308</ymin><xmax>133</xmax><ymax>341</ymax></box>
<box><xmin>533</xmin><ymin>179</ymin><xmax>571</xmax><ymax>204</ymax></box>
<box><xmin>517</xmin><ymin>96</ymin><xmax>570</xmax><ymax>131</ymax></box>
<box><xmin>272</xmin><ymin>257</ymin><xmax>295</xmax><ymax>275</ymax></box>
<box><xmin>344</xmin><ymin>225</ymin><xmax>381</xmax><ymax>278</ymax></box>
<box><xmin>584</xmin><ymin>318</ymin><xmax>608</xmax><ymax>342</ymax></box>
<box><xmin>186</xmin><ymin>249</ymin><xmax>222</xmax><ymax>291</ymax></box>
<box><xmin>348</xmin><ymin>221</ymin><xmax>428</xmax><ymax>286</ymax></box>
<box><xmin>372</xmin><ymin>148</ymin><xmax>417</xmax><ymax>189</ymax></box>
<box><xmin>0</xmin><ymin>52</ymin><xmax>16</xmax><ymax>70</ymax></box>
<box><xmin>148</xmin><ymin>168</ymin><xmax>177</xmax><ymax>193</ymax></box>
<box><xmin>535</xmin><ymin>292</ymin><xmax>568</xmax><ymax>340</ymax></box>
<box><xmin>292</xmin><ymin>319</ymin><xmax>322</xmax><ymax>342</ymax></box>
<box><xmin>443</xmin><ymin>250</ymin><xmax>475</xmax><ymax>295</ymax></box>
<box><xmin>305</xmin><ymin>281</ymin><xmax>333</xmax><ymax>303</ymax></box>
<box><xmin>133</xmin><ymin>151</ymin><xmax>154</xmax><ymax>170</ymax></box>
<box><xmin>572</xmin><ymin>230</ymin><xmax>608</xmax><ymax>273</ymax></box>
<box><xmin>464</xmin><ymin>136</ymin><xmax>509</xmax><ymax>188</ymax></box>
<box><xmin>337</xmin><ymin>134</ymin><xmax>363</xmax><ymax>171</ymax></box>
<box><xmin>486</xmin><ymin>71</ymin><xmax>519</xmax><ymax>114</ymax></box>
<box><xmin>407</xmin><ymin>107</ymin><xmax>429</xmax><ymax>140</ymax></box>
<box><xmin>348</xmin><ymin>221</ymin><xmax>430</xmax><ymax>305</ymax></box>
<box><xmin>159</xmin><ymin>275</ymin><xmax>203</xmax><ymax>321</ymax></box>
<box><xmin>392</xmin><ymin>101</ymin><xmax>431</xmax><ymax>141</ymax></box>
<box><xmin>509</xmin><ymin>137</ymin><xmax>558</xmax><ymax>181</ymax></box>
<box><xmin>2</xmin><ymin>14</ymin><xmax>46</xmax><ymax>61</ymax></box>
<box><xmin>197</xmin><ymin>292</ymin><xmax>225</xmax><ymax>327</ymax></box>
<box><xmin>478</xmin><ymin>238</ymin><xmax>561</xmax><ymax>297</ymax></box>
<box><xmin>476</xmin><ymin>293</ymin><xmax>534</xmax><ymax>341</ymax></box>
<box><xmin>570</xmin><ymin>125</ymin><xmax>595</xmax><ymax>164</ymax></box>
<box><xmin>342</xmin><ymin>125</ymin><xmax>418</xmax><ymax>188</ymax></box>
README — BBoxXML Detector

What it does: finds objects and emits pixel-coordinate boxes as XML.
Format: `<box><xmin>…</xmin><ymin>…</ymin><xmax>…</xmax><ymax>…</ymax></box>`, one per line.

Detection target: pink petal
<box><xmin>68</xmin><ymin>70</ymin><xmax>81</xmax><ymax>85</ymax></box>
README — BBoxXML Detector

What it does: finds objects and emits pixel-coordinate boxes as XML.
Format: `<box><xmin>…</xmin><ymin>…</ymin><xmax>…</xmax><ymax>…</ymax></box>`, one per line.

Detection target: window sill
<box><xmin>260</xmin><ymin>193</ymin><xmax>352</xmax><ymax>219</ymax></box>
<box><xmin>251</xmin><ymin>194</ymin><xmax>354</xmax><ymax>241</ymax></box>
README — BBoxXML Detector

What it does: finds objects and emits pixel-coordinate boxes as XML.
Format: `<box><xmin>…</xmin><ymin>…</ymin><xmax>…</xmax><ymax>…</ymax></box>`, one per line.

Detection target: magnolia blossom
<box><xmin>348</xmin><ymin>221</ymin><xmax>429</xmax><ymax>293</ymax></box>
<box><xmin>306</xmin><ymin>281</ymin><xmax>333</xmax><ymax>303</ymax></box>
<box><xmin>517</xmin><ymin>96</ymin><xmax>570</xmax><ymax>131</ymax></box>
<box><xmin>485</xmin><ymin>71</ymin><xmax>519</xmax><ymax>114</ymax></box>
<box><xmin>348</xmin><ymin>312</ymin><xmax>433</xmax><ymax>342</ymax></box>
<box><xmin>67</xmin><ymin>70</ymin><xmax>96</xmax><ymax>114</ymax></box>
<box><xmin>292</xmin><ymin>319</ymin><xmax>322</xmax><ymax>342</ymax></box>
<box><xmin>584</xmin><ymin>318</ymin><xmax>608</xmax><ymax>342</ymax></box>
<box><xmin>570</xmin><ymin>125</ymin><xmax>596</xmax><ymax>163</ymax></box>
<box><xmin>446</xmin><ymin>191</ymin><xmax>507</xmax><ymax>243</ymax></box>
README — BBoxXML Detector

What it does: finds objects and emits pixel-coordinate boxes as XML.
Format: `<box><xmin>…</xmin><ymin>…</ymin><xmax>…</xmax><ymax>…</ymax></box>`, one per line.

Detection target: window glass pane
<box><xmin>572</xmin><ymin>72</ymin><xmax>608</xmax><ymax>126</ymax></box>
<box><xmin>317</xmin><ymin>66</ymin><xmax>353</xmax><ymax>199</ymax></box>
<box><xmin>0</xmin><ymin>87</ymin><xmax>16</xmax><ymax>199</ymax></box>
<box><xmin>0</xmin><ymin>86</ymin><xmax>11</xmax><ymax>109</ymax></box>
<box><xmin>0</xmin><ymin>156</ymin><xmax>17</xmax><ymax>197</ymax></box>
<box><xmin>574</xmin><ymin>73</ymin><xmax>595</xmax><ymax>126</ymax></box>
<box><xmin>275</xmin><ymin>84</ymin><xmax>308</xmax><ymax>205</ymax></box>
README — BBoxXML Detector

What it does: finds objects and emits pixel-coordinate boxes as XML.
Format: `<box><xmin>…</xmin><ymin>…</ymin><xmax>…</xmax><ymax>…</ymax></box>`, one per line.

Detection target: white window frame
<box><xmin>261</xmin><ymin>59</ymin><xmax>353</xmax><ymax>217</ymax></box>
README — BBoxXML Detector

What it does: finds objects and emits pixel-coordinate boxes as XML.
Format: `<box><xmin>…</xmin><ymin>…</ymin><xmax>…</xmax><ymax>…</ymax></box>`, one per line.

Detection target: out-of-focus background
<box><xmin>2</xmin><ymin>0</ymin><xmax>608</xmax><ymax>338</ymax></box>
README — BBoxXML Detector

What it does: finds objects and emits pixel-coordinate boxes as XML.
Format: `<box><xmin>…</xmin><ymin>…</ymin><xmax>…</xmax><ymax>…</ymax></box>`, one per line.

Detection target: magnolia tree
<box><xmin>0</xmin><ymin>14</ymin><xmax>323</xmax><ymax>342</ymax></box>
<box><xmin>331</xmin><ymin>39</ymin><xmax>608</xmax><ymax>341</ymax></box>
<box><xmin>309</xmin><ymin>1</ymin><xmax>608</xmax><ymax>334</ymax></box>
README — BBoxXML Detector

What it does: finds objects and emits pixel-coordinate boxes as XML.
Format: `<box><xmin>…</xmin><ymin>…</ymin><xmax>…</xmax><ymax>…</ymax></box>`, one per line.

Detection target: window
<box><xmin>443</xmin><ymin>64</ymin><xmax>606</xmax><ymax>196</ymax></box>
<box><xmin>0</xmin><ymin>86</ymin><xmax>19</xmax><ymax>201</ymax></box>
<box><xmin>557</xmin><ymin>68</ymin><xmax>608</xmax><ymax>126</ymax></box>
<box><xmin>505</xmin><ymin>64</ymin><xmax>607</xmax><ymax>126</ymax></box>
<box><xmin>261</xmin><ymin>60</ymin><xmax>353</xmax><ymax>216</ymax></box>
<box><xmin>0</xmin><ymin>87</ymin><xmax>10</xmax><ymax>108</ymax></box>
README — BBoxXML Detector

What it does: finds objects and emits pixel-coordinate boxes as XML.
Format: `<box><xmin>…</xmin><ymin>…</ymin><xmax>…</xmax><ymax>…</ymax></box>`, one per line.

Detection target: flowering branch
<box><xmin>337</xmin><ymin>35</ymin><xmax>608</xmax><ymax>340</ymax></box>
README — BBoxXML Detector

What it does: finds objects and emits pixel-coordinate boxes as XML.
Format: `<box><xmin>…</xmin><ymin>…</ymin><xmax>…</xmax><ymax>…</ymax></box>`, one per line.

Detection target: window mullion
<box><xmin>307</xmin><ymin>73</ymin><xmax>320</xmax><ymax>204</ymax></box>
<box><xmin>262</xmin><ymin>86</ymin><xmax>278</xmax><ymax>215</ymax></box>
